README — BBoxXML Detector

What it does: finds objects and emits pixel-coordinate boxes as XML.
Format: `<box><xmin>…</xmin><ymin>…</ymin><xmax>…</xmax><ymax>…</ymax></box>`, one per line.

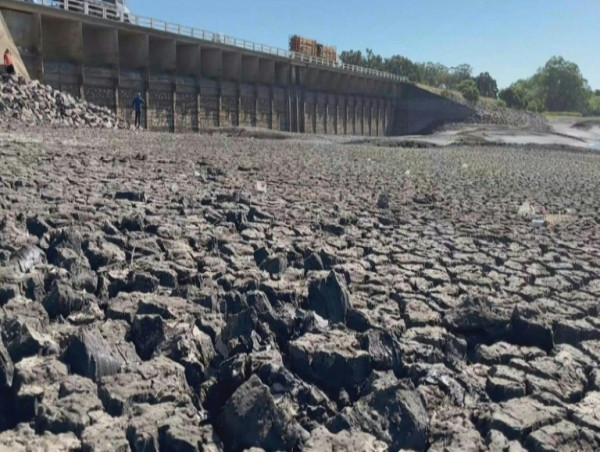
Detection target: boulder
<box><xmin>219</xmin><ymin>374</ymin><xmax>305</xmax><ymax>451</ymax></box>
<box><xmin>98</xmin><ymin>356</ymin><xmax>191</xmax><ymax>416</ymax></box>
<box><xmin>65</xmin><ymin>321</ymin><xmax>140</xmax><ymax>381</ymax></box>
<box><xmin>307</xmin><ymin>270</ymin><xmax>352</xmax><ymax>324</ymax></box>
<box><xmin>304</xmin><ymin>426</ymin><xmax>387</xmax><ymax>452</ymax></box>
<box><xmin>488</xmin><ymin>397</ymin><xmax>566</xmax><ymax>440</ymax></box>
<box><xmin>289</xmin><ymin>330</ymin><xmax>372</xmax><ymax>393</ymax></box>
<box><xmin>329</xmin><ymin>372</ymin><xmax>429</xmax><ymax>450</ymax></box>
<box><xmin>35</xmin><ymin>374</ymin><xmax>103</xmax><ymax>436</ymax></box>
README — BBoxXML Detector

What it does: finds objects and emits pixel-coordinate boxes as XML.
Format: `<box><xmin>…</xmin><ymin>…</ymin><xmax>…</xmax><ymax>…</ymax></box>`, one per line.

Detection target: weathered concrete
<box><xmin>0</xmin><ymin>10</ymin><xmax>31</xmax><ymax>78</ymax></box>
<box><xmin>0</xmin><ymin>0</ymin><xmax>473</xmax><ymax>134</ymax></box>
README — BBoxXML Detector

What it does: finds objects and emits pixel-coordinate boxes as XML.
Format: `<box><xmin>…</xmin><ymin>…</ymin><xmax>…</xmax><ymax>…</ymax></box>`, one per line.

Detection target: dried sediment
<box><xmin>0</xmin><ymin>122</ymin><xmax>599</xmax><ymax>451</ymax></box>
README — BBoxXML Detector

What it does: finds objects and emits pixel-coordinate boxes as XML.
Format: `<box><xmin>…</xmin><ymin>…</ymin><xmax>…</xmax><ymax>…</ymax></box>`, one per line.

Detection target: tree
<box><xmin>457</xmin><ymin>79</ymin><xmax>480</xmax><ymax>103</ymax></box>
<box><xmin>499</xmin><ymin>85</ymin><xmax>527</xmax><ymax>109</ymax></box>
<box><xmin>339</xmin><ymin>50</ymin><xmax>363</xmax><ymax>66</ymax></box>
<box><xmin>449</xmin><ymin>64</ymin><xmax>473</xmax><ymax>88</ymax></box>
<box><xmin>385</xmin><ymin>55</ymin><xmax>422</xmax><ymax>82</ymax></box>
<box><xmin>536</xmin><ymin>56</ymin><xmax>588</xmax><ymax>112</ymax></box>
<box><xmin>587</xmin><ymin>95</ymin><xmax>600</xmax><ymax>116</ymax></box>
<box><xmin>475</xmin><ymin>72</ymin><xmax>499</xmax><ymax>98</ymax></box>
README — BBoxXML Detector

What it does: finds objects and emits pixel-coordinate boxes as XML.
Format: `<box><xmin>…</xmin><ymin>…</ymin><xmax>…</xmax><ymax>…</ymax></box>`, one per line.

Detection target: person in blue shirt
<box><xmin>132</xmin><ymin>93</ymin><xmax>145</xmax><ymax>129</ymax></box>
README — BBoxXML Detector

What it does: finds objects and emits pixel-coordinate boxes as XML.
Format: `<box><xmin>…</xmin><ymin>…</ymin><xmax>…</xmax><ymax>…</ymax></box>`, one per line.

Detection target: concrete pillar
<box><xmin>360</xmin><ymin>97</ymin><xmax>365</xmax><ymax>135</ymax></box>
<box><xmin>114</xmin><ymin>82</ymin><xmax>119</xmax><ymax>117</ymax></box>
<box><xmin>335</xmin><ymin>94</ymin><xmax>339</xmax><ymax>135</ymax></box>
<box><xmin>269</xmin><ymin>86</ymin><xmax>273</xmax><ymax>130</ymax></box>
<box><xmin>144</xmin><ymin>69</ymin><xmax>150</xmax><ymax>131</ymax></box>
<box><xmin>237</xmin><ymin>82</ymin><xmax>241</xmax><ymax>127</ymax></box>
<box><xmin>172</xmin><ymin>84</ymin><xmax>177</xmax><ymax>132</ymax></box>
<box><xmin>217</xmin><ymin>79</ymin><xmax>222</xmax><ymax>127</ymax></box>
<box><xmin>324</xmin><ymin>99</ymin><xmax>328</xmax><ymax>135</ymax></box>
<box><xmin>287</xmin><ymin>87</ymin><xmax>292</xmax><ymax>133</ymax></box>
<box><xmin>196</xmin><ymin>82</ymin><xmax>201</xmax><ymax>132</ymax></box>
<box><xmin>369</xmin><ymin>100</ymin><xmax>373</xmax><ymax>136</ymax></box>
<box><xmin>375</xmin><ymin>99</ymin><xmax>379</xmax><ymax>136</ymax></box>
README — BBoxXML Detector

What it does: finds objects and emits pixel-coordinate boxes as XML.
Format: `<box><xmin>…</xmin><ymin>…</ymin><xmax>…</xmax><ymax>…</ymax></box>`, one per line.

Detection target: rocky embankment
<box><xmin>468</xmin><ymin>101</ymin><xmax>549</xmax><ymax>131</ymax></box>
<box><xmin>1</xmin><ymin>123</ymin><xmax>600</xmax><ymax>451</ymax></box>
<box><xmin>0</xmin><ymin>76</ymin><xmax>118</xmax><ymax>128</ymax></box>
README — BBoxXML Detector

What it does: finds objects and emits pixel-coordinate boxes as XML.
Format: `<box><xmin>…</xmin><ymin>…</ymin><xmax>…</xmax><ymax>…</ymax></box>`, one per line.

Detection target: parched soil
<box><xmin>1</xmin><ymin>122</ymin><xmax>600</xmax><ymax>451</ymax></box>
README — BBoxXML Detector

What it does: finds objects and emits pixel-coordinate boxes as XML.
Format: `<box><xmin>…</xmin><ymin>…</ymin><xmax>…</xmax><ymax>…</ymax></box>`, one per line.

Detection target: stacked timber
<box><xmin>290</xmin><ymin>35</ymin><xmax>337</xmax><ymax>63</ymax></box>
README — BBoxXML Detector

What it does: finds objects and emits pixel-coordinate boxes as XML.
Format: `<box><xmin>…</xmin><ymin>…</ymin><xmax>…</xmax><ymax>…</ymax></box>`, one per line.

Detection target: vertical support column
<box><xmin>313</xmin><ymin>98</ymin><xmax>317</xmax><ymax>134</ymax></box>
<box><xmin>269</xmin><ymin>86</ymin><xmax>274</xmax><ymax>130</ymax></box>
<box><xmin>383</xmin><ymin>102</ymin><xmax>387</xmax><ymax>135</ymax></box>
<box><xmin>195</xmin><ymin>80</ymin><xmax>201</xmax><ymax>132</ymax></box>
<box><xmin>172</xmin><ymin>82</ymin><xmax>177</xmax><ymax>133</ymax></box>
<box><xmin>324</xmin><ymin>99</ymin><xmax>328</xmax><ymax>135</ymax></box>
<box><xmin>33</xmin><ymin>13</ymin><xmax>44</xmax><ymax>81</ymax></box>
<box><xmin>360</xmin><ymin>97</ymin><xmax>365</xmax><ymax>136</ymax></box>
<box><xmin>344</xmin><ymin>95</ymin><xmax>348</xmax><ymax>135</ymax></box>
<box><xmin>217</xmin><ymin>79</ymin><xmax>222</xmax><ymax>127</ymax></box>
<box><xmin>114</xmin><ymin>82</ymin><xmax>119</xmax><ymax>118</ymax></box>
<box><xmin>287</xmin><ymin>87</ymin><xmax>292</xmax><ymax>132</ymax></box>
<box><xmin>369</xmin><ymin>100</ymin><xmax>373</xmax><ymax>136</ymax></box>
<box><xmin>237</xmin><ymin>82</ymin><xmax>242</xmax><ymax>127</ymax></box>
<box><xmin>335</xmin><ymin>94</ymin><xmax>339</xmax><ymax>135</ymax></box>
<box><xmin>79</xmin><ymin>65</ymin><xmax>85</xmax><ymax>99</ymax></box>
<box><xmin>144</xmin><ymin>69</ymin><xmax>150</xmax><ymax>131</ymax></box>
<box><xmin>254</xmin><ymin>84</ymin><xmax>259</xmax><ymax>128</ymax></box>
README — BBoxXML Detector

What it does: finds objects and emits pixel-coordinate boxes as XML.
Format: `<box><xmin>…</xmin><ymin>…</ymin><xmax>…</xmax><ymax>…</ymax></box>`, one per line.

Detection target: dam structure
<box><xmin>0</xmin><ymin>0</ymin><xmax>473</xmax><ymax>135</ymax></box>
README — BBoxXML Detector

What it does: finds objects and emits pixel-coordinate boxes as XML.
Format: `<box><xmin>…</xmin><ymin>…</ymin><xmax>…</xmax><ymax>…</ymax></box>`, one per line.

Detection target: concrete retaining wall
<box><xmin>0</xmin><ymin>1</ymin><xmax>473</xmax><ymax>135</ymax></box>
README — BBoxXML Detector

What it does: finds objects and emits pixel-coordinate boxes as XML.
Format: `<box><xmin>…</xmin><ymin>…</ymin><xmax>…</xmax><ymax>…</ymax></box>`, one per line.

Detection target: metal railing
<box><xmin>18</xmin><ymin>0</ymin><xmax>408</xmax><ymax>82</ymax></box>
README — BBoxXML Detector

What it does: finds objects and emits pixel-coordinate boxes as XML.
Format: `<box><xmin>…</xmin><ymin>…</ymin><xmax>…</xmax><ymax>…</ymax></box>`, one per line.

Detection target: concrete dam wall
<box><xmin>0</xmin><ymin>0</ymin><xmax>473</xmax><ymax>135</ymax></box>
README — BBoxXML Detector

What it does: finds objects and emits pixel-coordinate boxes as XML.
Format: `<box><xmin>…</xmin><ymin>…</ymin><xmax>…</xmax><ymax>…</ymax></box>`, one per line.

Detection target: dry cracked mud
<box><xmin>1</xmin><ymin>121</ymin><xmax>600</xmax><ymax>451</ymax></box>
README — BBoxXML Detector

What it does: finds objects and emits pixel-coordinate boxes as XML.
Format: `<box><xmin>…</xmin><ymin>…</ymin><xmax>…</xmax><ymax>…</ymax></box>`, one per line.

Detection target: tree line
<box><xmin>340</xmin><ymin>49</ymin><xmax>600</xmax><ymax>115</ymax></box>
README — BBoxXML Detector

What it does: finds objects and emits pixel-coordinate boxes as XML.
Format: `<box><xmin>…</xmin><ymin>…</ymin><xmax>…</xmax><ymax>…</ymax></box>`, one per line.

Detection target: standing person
<box><xmin>4</xmin><ymin>49</ymin><xmax>14</xmax><ymax>75</ymax></box>
<box><xmin>132</xmin><ymin>93</ymin><xmax>145</xmax><ymax>129</ymax></box>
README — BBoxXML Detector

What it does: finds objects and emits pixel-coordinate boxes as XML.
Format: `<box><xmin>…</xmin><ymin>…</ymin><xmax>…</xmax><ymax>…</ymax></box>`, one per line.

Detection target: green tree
<box><xmin>339</xmin><ymin>50</ymin><xmax>364</xmax><ymax>66</ymax></box>
<box><xmin>475</xmin><ymin>72</ymin><xmax>499</xmax><ymax>98</ymax></box>
<box><xmin>537</xmin><ymin>56</ymin><xmax>588</xmax><ymax>112</ymax></box>
<box><xmin>499</xmin><ymin>85</ymin><xmax>527</xmax><ymax>109</ymax></box>
<box><xmin>457</xmin><ymin>79</ymin><xmax>480</xmax><ymax>103</ymax></box>
<box><xmin>587</xmin><ymin>95</ymin><xmax>600</xmax><ymax>116</ymax></box>
<box><xmin>385</xmin><ymin>55</ymin><xmax>422</xmax><ymax>82</ymax></box>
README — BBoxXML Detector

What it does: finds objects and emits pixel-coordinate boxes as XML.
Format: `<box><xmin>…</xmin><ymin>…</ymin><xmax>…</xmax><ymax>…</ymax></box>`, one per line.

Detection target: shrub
<box><xmin>457</xmin><ymin>79</ymin><xmax>480</xmax><ymax>103</ymax></box>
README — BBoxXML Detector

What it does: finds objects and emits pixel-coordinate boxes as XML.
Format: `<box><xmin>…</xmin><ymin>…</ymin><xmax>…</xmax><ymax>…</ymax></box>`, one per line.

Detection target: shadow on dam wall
<box><xmin>0</xmin><ymin>1</ymin><xmax>473</xmax><ymax>135</ymax></box>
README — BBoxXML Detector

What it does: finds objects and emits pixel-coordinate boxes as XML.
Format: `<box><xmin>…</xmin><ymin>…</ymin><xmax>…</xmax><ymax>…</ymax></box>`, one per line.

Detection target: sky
<box><xmin>128</xmin><ymin>0</ymin><xmax>600</xmax><ymax>90</ymax></box>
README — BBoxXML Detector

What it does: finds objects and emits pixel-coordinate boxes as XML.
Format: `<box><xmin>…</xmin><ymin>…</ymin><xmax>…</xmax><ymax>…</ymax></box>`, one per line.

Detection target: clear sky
<box><xmin>128</xmin><ymin>0</ymin><xmax>600</xmax><ymax>90</ymax></box>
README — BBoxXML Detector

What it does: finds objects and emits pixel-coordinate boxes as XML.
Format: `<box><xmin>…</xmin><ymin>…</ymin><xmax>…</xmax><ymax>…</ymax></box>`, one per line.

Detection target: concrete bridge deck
<box><xmin>0</xmin><ymin>0</ymin><xmax>473</xmax><ymax>134</ymax></box>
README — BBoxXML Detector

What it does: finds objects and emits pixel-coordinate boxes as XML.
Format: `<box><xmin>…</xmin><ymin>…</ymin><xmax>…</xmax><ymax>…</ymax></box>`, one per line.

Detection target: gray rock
<box><xmin>98</xmin><ymin>356</ymin><xmax>191</xmax><ymax>416</ymax></box>
<box><xmin>304</xmin><ymin>426</ymin><xmax>387</xmax><ymax>452</ymax></box>
<box><xmin>42</xmin><ymin>282</ymin><xmax>96</xmax><ymax>318</ymax></box>
<box><xmin>329</xmin><ymin>372</ymin><xmax>429</xmax><ymax>450</ymax></box>
<box><xmin>219</xmin><ymin>374</ymin><xmax>305</xmax><ymax>451</ymax></box>
<box><xmin>307</xmin><ymin>270</ymin><xmax>352</xmax><ymax>323</ymax></box>
<box><xmin>488</xmin><ymin>396</ymin><xmax>566</xmax><ymax>440</ymax></box>
<box><xmin>0</xmin><ymin>339</ymin><xmax>13</xmax><ymax>389</ymax></box>
<box><xmin>289</xmin><ymin>330</ymin><xmax>372</xmax><ymax>393</ymax></box>
<box><xmin>80</xmin><ymin>412</ymin><xmax>130</xmax><ymax>452</ymax></box>
<box><xmin>65</xmin><ymin>321</ymin><xmax>140</xmax><ymax>381</ymax></box>
<box><xmin>35</xmin><ymin>374</ymin><xmax>103</xmax><ymax>436</ymax></box>
<box><xmin>525</xmin><ymin>420</ymin><xmax>600</xmax><ymax>452</ymax></box>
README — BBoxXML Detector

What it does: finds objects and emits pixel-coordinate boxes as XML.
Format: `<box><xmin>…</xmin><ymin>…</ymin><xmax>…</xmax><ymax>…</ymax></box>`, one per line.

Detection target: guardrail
<box><xmin>16</xmin><ymin>0</ymin><xmax>408</xmax><ymax>82</ymax></box>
